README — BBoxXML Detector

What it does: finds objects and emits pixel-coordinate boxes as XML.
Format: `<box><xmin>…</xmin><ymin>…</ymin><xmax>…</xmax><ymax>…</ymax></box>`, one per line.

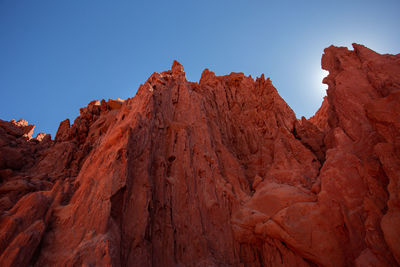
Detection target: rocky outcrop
<box><xmin>0</xmin><ymin>44</ymin><xmax>399</xmax><ymax>266</ymax></box>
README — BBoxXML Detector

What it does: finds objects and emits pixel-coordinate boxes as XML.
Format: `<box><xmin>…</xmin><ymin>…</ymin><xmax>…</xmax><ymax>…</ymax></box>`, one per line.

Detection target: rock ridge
<box><xmin>0</xmin><ymin>43</ymin><xmax>399</xmax><ymax>266</ymax></box>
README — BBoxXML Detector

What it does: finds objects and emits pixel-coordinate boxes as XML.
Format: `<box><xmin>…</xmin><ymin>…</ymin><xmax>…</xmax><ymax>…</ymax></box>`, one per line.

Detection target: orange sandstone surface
<box><xmin>0</xmin><ymin>44</ymin><xmax>399</xmax><ymax>266</ymax></box>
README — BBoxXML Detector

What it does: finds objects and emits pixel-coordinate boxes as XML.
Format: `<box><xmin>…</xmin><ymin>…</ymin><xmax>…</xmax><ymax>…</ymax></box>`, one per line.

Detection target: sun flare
<box><xmin>317</xmin><ymin>69</ymin><xmax>329</xmax><ymax>95</ymax></box>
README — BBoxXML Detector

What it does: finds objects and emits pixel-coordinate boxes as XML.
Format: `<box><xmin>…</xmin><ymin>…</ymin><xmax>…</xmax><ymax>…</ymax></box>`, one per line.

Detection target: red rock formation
<box><xmin>0</xmin><ymin>44</ymin><xmax>399</xmax><ymax>266</ymax></box>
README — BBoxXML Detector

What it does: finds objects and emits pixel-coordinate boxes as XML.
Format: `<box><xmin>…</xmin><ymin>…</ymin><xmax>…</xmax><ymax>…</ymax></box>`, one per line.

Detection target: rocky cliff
<box><xmin>0</xmin><ymin>44</ymin><xmax>399</xmax><ymax>267</ymax></box>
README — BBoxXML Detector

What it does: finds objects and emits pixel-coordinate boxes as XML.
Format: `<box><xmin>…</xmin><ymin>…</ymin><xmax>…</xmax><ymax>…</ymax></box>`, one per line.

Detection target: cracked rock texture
<box><xmin>0</xmin><ymin>44</ymin><xmax>399</xmax><ymax>266</ymax></box>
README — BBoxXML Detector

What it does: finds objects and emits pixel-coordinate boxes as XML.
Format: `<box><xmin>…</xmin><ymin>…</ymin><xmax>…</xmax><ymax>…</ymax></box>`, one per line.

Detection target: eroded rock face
<box><xmin>0</xmin><ymin>45</ymin><xmax>399</xmax><ymax>266</ymax></box>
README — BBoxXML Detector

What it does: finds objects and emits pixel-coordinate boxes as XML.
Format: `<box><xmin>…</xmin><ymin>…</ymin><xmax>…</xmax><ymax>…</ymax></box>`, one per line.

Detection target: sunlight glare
<box><xmin>317</xmin><ymin>69</ymin><xmax>329</xmax><ymax>96</ymax></box>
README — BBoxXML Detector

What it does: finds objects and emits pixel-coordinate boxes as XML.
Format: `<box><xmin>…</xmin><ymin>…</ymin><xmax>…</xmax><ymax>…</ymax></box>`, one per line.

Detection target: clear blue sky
<box><xmin>1</xmin><ymin>0</ymin><xmax>399</xmax><ymax>137</ymax></box>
